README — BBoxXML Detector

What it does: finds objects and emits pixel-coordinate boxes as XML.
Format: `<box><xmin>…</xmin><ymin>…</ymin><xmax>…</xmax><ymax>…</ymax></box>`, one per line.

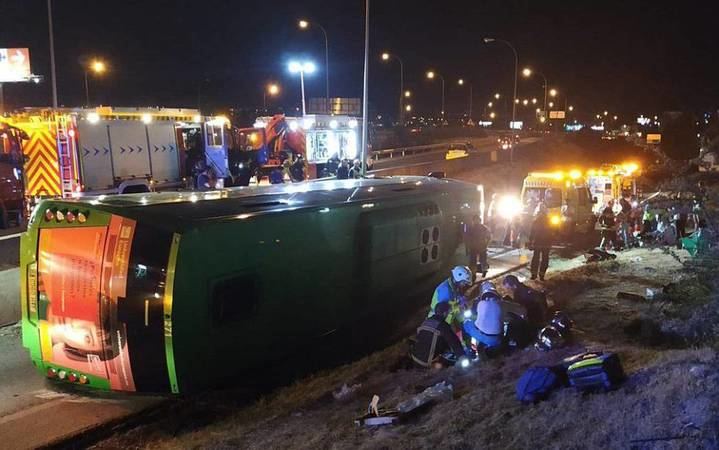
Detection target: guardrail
<box><xmin>370</xmin><ymin>142</ymin><xmax>469</xmax><ymax>162</ymax></box>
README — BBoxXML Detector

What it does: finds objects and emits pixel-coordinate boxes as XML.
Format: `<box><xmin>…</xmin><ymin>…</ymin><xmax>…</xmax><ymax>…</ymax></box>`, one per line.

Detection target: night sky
<box><xmin>1</xmin><ymin>0</ymin><xmax>718</xmax><ymax>124</ymax></box>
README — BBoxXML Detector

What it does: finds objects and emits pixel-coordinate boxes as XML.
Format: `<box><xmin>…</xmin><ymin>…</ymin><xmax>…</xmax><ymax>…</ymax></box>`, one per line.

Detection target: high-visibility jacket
<box><xmin>429</xmin><ymin>278</ymin><xmax>464</xmax><ymax>325</ymax></box>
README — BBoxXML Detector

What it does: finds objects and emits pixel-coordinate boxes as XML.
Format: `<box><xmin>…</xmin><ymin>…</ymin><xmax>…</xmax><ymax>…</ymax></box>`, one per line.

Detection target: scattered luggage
<box><xmin>563</xmin><ymin>352</ymin><xmax>625</xmax><ymax>391</ymax></box>
<box><xmin>515</xmin><ymin>366</ymin><xmax>565</xmax><ymax>404</ymax></box>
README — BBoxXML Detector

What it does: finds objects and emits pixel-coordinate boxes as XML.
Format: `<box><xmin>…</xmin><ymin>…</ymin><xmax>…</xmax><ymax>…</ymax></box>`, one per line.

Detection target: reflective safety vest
<box><xmin>429</xmin><ymin>278</ymin><xmax>463</xmax><ymax>325</ymax></box>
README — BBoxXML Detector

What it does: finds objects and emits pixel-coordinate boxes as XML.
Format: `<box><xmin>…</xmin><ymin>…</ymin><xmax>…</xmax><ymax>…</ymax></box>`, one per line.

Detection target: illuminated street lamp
<box><xmin>531</xmin><ymin>98</ymin><xmax>537</xmax><ymax>105</ymax></box>
<box><xmin>484</xmin><ymin>37</ymin><xmax>519</xmax><ymax>131</ymax></box>
<box><xmin>568</xmin><ymin>105</ymin><xmax>574</xmax><ymax>112</ymax></box>
<box><xmin>381</xmin><ymin>52</ymin><xmax>406</xmax><ymax>124</ymax></box>
<box><xmin>522</xmin><ymin>99</ymin><xmax>529</xmax><ymax>106</ymax></box>
<box><xmin>494</xmin><ymin>93</ymin><xmax>501</xmax><ymax>100</ymax></box>
<box><xmin>604</xmin><ymin>110</ymin><xmax>609</xmax><ymax>116</ymax></box>
<box><xmin>488</xmin><ymin>101</ymin><xmax>493</xmax><ymax>108</ymax></box>
<box><xmin>84</xmin><ymin>58</ymin><xmax>106</xmax><ymax>107</ymax></box>
<box><xmin>522</xmin><ymin>66</ymin><xmax>549</xmax><ymax>115</ymax></box>
<box><xmin>404</xmin><ymin>90</ymin><xmax>411</xmax><ymax>98</ymax></box>
<box><xmin>549</xmin><ymin>88</ymin><xmax>558</xmax><ymax>97</ymax></box>
<box><xmin>298</xmin><ymin>19</ymin><xmax>330</xmax><ymax>107</ymax></box>
<box><xmin>458</xmin><ymin>78</ymin><xmax>473</xmax><ymax>119</ymax></box>
<box><xmin>405</xmin><ymin>104</ymin><xmax>412</xmax><ymax>112</ymax></box>
<box><xmin>263</xmin><ymin>83</ymin><xmax>280</xmax><ymax>110</ymax></box>
<box><xmin>426</xmin><ymin>70</ymin><xmax>446</xmax><ymax>120</ymax></box>
<box><xmin>489</xmin><ymin>111</ymin><xmax>496</xmax><ymax>119</ymax></box>
<box><xmin>613</xmin><ymin>115</ymin><xmax>618</xmax><ymax>120</ymax></box>
<box><xmin>288</xmin><ymin>60</ymin><xmax>316</xmax><ymax>115</ymax></box>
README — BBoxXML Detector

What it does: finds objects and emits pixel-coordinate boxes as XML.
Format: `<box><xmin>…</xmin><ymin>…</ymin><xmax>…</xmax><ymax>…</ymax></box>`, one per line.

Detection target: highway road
<box><xmin>0</xmin><ymin>230</ymin><xmax>21</xmax><ymax>270</ymax></box>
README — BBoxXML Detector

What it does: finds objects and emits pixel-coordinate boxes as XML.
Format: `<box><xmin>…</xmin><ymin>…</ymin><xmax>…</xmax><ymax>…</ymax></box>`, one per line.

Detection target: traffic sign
<box><xmin>549</xmin><ymin>110</ymin><xmax>566</xmax><ymax>119</ymax></box>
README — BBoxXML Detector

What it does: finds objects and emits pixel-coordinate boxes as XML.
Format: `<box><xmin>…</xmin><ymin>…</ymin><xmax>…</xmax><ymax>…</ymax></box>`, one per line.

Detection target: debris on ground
<box><xmin>332</xmin><ymin>383</ymin><xmax>362</xmax><ymax>402</ymax></box>
<box><xmin>395</xmin><ymin>380</ymin><xmax>453</xmax><ymax>414</ymax></box>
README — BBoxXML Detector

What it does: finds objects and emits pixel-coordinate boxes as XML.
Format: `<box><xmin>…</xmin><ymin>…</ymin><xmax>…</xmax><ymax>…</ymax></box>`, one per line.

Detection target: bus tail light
<box><xmin>44</xmin><ymin>209</ymin><xmax>55</xmax><ymax>221</ymax></box>
<box><xmin>57</xmin><ymin>370</ymin><xmax>67</xmax><ymax>380</ymax></box>
<box><xmin>47</xmin><ymin>368</ymin><xmax>57</xmax><ymax>378</ymax></box>
<box><xmin>79</xmin><ymin>375</ymin><xmax>89</xmax><ymax>385</ymax></box>
<box><xmin>66</xmin><ymin>211</ymin><xmax>76</xmax><ymax>223</ymax></box>
<box><xmin>77</xmin><ymin>211</ymin><xmax>88</xmax><ymax>223</ymax></box>
<box><xmin>68</xmin><ymin>373</ymin><xmax>78</xmax><ymax>383</ymax></box>
<box><xmin>55</xmin><ymin>210</ymin><xmax>65</xmax><ymax>222</ymax></box>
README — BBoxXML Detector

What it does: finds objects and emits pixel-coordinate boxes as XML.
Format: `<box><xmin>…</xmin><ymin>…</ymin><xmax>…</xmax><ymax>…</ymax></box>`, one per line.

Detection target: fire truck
<box><xmin>0</xmin><ymin>107</ymin><xmax>210</xmax><ymax>203</ymax></box>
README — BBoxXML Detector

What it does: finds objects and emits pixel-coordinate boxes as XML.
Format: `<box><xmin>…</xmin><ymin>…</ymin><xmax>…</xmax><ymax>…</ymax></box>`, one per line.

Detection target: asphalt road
<box><xmin>0</xmin><ymin>230</ymin><xmax>21</xmax><ymax>270</ymax></box>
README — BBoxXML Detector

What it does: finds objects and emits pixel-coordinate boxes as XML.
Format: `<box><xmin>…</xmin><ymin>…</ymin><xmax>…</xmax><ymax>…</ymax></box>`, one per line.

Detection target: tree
<box><xmin>660</xmin><ymin>112</ymin><xmax>699</xmax><ymax>160</ymax></box>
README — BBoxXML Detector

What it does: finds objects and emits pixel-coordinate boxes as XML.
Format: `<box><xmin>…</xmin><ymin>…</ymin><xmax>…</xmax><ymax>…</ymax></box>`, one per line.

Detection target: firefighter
<box><xmin>464</xmin><ymin>214</ymin><xmax>491</xmax><ymax>280</ymax></box>
<box><xmin>528</xmin><ymin>203</ymin><xmax>552</xmax><ymax>281</ymax></box>
<box><xmin>428</xmin><ymin>266</ymin><xmax>472</xmax><ymax>327</ymax></box>
<box><xmin>410</xmin><ymin>302</ymin><xmax>468</xmax><ymax>368</ymax></box>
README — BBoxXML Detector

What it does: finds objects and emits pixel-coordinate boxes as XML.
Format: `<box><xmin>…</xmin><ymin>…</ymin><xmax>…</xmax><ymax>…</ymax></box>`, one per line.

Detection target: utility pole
<box><xmin>47</xmin><ymin>0</ymin><xmax>58</xmax><ymax>108</ymax></box>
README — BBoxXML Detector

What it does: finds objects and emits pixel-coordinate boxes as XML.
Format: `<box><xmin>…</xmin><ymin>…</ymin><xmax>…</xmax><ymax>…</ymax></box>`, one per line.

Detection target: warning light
<box><xmin>79</xmin><ymin>375</ymin><xmax>89</xmax><ymax>385</ymax></box>
<box><xmin>569</xmin><ymin>169</ymin><xmax>582</xmax><ymax>179</ymax></box>
<box><xmin>44</xmin><ymin>209</ymin><xmax>54</xmax><ymax>221</ymax></box>
<box><xmin>55</xmin><ymin>210</ymin><xmax>65</xmax><ymax>222</ymax></box>
<box><xmin>550</xmin><ymin>215</ymin><xmax>562</xmax><ymax>226</ymax></box>
<box><xmin>77</xmin><ymin>211</ymin><xmax>88</xmax><ymax>223</ymax></box>
<box><xmin>66</xmin><ymin>211</ymin><xmax>76</xmax><ymax>223</ymax></box>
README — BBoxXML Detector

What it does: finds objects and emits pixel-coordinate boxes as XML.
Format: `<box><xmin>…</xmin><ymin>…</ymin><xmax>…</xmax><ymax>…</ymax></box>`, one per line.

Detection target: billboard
<box><xmin>0</xmin><ymin>48</ymin><xmax>31</xmax><ymax>82</ymax></box>
<box><xmin>549</xmin><ymin>110</ymin><xmax>566</xmax><ymax>119</ymax></box>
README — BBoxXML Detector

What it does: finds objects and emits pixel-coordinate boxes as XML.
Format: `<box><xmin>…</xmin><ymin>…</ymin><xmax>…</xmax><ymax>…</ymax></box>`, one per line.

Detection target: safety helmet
<box><xmin>451</xmin><ymin>266</ymin><xmax>472</xmax><ymax>286</ymax></box>
<box><xmin>479</xmin><ymin>281</ymin><xmax>499</xmax><ymax>300</ymax></box>
<box><xmin>550</xmin><ymin>311</ymin><xmax>574</xmax><ymax>335</ymax></box>
<box><xmin>535</xmin><ymin>325</ymin><xmax>565</xmax><ymax>351</ymax></box>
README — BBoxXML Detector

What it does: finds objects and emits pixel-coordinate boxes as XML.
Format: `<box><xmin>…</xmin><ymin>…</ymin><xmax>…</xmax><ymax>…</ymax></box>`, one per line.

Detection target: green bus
<box><xmin>20</xmin><ymin>176</ymin><xmax>482</xmax><ymax>393</ymax></box>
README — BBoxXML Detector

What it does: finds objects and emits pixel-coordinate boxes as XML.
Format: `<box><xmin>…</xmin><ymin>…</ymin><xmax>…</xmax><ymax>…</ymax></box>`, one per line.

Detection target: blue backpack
<box><xmin>515</xmin><ymin>366</ymin><xmax>564</xmax><ymax>404</ymax></box>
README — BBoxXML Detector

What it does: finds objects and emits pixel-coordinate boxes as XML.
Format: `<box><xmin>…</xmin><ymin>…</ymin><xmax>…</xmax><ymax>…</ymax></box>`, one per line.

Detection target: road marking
<box><xmin>0</xmin><ymin>233</ymin><xmax>22</xmax><ymax>241</ymax></box>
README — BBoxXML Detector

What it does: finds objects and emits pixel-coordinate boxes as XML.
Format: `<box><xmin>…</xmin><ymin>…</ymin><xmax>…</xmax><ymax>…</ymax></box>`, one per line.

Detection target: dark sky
<box><xmin>1</xmin><ymin>0</ymin><xmax>718</xmax><ymax>124</ymax></box>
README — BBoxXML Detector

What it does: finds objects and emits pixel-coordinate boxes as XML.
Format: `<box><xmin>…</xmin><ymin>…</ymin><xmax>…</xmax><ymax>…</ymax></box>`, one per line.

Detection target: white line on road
<box><xmin>0</xmin><ymin>233</ymin><xmax>21</xmax><ymax>242</ymax></box>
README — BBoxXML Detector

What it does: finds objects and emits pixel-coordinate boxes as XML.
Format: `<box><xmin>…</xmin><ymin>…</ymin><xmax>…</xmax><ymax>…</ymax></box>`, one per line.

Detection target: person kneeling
<box><xmin>463</xmin><ymin>289</ymin><xmax>504</xmax><ymax>353</ymax></box>
<box><xmin>410</xmin><ymin>302</ymin><xmax>468</xmax><ymax>368</ymax></box>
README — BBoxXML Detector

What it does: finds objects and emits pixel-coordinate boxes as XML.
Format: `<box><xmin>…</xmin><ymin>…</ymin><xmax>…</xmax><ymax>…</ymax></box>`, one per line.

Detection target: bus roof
<box><xmin>47</xmin><ymin>176</ymin><xmax>475</xmax><ymax>230</ymax></box>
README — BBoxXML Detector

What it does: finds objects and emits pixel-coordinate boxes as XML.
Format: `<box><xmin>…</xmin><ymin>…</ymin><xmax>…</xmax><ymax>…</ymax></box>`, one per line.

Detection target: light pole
<box><xmin>298</xmin><ymin>19</ymin><xmax>330</xmax><ymax>112</ymax></box>
<box><xmin>458</xmin><ymin>79</ymin><xmax>473</xmax><ymax>120</ymax></box>
<box><xmin>360</xmin><ymin>0</ymin><xmax>370</xmax><ymax>177</ymax></box>
<box><xmin>47</xmin><ymin>0</ymin><xmax>58</xmax><ymax>108</ymax></box>
<box><xmin>483</xmin><ymin>38</ymin><xmax>518</xmax><ymax>131</ymax></box>
<box><xmin>84</xmin><ymin>59</ymin><xmax>106</xmax><ymax>107</ymax></box>
<box><xmin>288</xmin><ymin>61</ymin><xmax>316</xmax><ymax>116</ymax></box>
<box><xmin>426</xmin><ymin>70</ymin><xmax>445</xmax><ymax>122</ymax></box>
<box><xmin>263</xmin><ymin>83</ymin><xmax>280</xmax><ymax>111</ymax></box>
<box><xmin>381</xmin><ymin>52</ymin><xmax>405</xmax><ymax>125</ymax></box>
<box><xmin>522</xmin><ymin>67</ymin><xmax>549</xmax><ymax>117</ymax></box>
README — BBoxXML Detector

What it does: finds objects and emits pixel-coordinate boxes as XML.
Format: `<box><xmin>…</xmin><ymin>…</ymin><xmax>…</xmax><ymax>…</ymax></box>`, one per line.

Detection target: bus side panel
<box><xmin>77</xmin><ymin>120</ymin><xmax>113</xmax><ymax>190</ymax></box>
<box><xmin>146</xmin><ymin>122</ymin><xmax>180</xmax><ymax>183</ymax></box>
<box><xmin>109</xmin><ymin>122</ymin><xmax>152</xmax><ymax>180</ymax></box>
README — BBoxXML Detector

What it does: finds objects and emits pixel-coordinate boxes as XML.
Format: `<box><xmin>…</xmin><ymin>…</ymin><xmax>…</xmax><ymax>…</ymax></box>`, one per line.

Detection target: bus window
<box><xmin>205</xmin><ymin>124</ymin><xmax>224</xmax><ymax>147</ymax></box>
<box><xmin>211</xmin><ymin>274</ymin><xmax>259</xmax><ymax>326</ymax></box>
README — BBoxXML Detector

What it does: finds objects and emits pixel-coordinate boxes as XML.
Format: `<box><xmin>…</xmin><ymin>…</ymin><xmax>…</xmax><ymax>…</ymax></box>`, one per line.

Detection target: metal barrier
<box><xmin>370</xmin><ymin>142</ymin><xmax>467</xmax><ymax>162</ymax></box>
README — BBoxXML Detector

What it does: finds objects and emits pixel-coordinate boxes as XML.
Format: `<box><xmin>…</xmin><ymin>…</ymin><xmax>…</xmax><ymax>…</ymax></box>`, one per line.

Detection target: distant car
<box><xmin>498</xmin><ymin>137</ymin><xmax>513</xmax><ymax>150</ymax></box>
<box><xmin>513</xmin><ymin>134</ymin><xmax>521</xmax><ymax>144</ymax></box>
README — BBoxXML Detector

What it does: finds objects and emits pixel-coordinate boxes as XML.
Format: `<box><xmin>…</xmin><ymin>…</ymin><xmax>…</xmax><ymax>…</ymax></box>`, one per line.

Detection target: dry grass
<box><xmin>93</xmin><ymin>246</ymin><xmax>719</xmax><ymax>450</ymax></box>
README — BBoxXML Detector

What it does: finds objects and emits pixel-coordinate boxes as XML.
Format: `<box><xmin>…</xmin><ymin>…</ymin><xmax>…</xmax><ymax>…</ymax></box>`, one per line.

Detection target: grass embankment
<box><xmin>94</xmin><ymin>248</ymin><xmax>719</xmax><ymax>449</ymax></box>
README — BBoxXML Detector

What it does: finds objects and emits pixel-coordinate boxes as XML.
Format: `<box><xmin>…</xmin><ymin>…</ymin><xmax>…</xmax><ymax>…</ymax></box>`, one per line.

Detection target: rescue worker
<box><xmin>464</xmin><ymin>214</ymin><xmax>491</xmax><ymax>280</ymax></box>
<box><xmin>349</xmin><ymin>159</ymin><xmax>362</xmax><ymax>179</ymax></box>
<box><xmin>598</xmin><ymin>205</ymin><xmax>618</xmax><ymax>250</ymax></box>
<box><xmin>502</xmin><ymin>274</ymin><xmax>548</xmax><ymax>327</ymax></box>
<box><xmin>194</xmin><ymin>160</ymin><xmax>214</xmax><ymax>191</ymax></box>
<box><xmin>429</xmin><ymin>266</ymin><xmax>472</xmax><ymax>326</ymax></box>
<box><xmin>528</xmin><ymin>203</ymin><xmax>552</xmax><ymax>281</ymax></box>
<box><xmin>410</xmin><ymin>302</ymin><xmax>468</xmax><ymax>368</ymax></box>
<box><xmin>336</xmin><ymin>159</ymin><xmax>350</xmax><ymax>179</ymax></box>
<box><xmin>462</xmin><ymin>287</ymin><xmax>504</xmax><ymax>350</ymax></box>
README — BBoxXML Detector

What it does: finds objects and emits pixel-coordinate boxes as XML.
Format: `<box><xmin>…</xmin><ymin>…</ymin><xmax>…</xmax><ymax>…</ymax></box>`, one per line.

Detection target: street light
<box><xmin>494</xmin><ymin>92</ymin><xmax>501</xmax><ymax>100</ymax></box>
<box><xmin>84</xmin><ymin>58</ymin><xmax>106</xmax><ymax>107</ymax></box>
<box><xmin>263</xmin><ymin>83</ymin><xmax>280</xmax><ymax>110</ymax></box>
<box><xmin>549</xmin><ymin>88</ymin><xmax>558</xmax><ymax>97</ymax></box>
<box><xmin>426</xmin><ymin>70</ymin><xmax>446</xmax><ymax>121</ymax></box>
<box><xmin>458</xmin><ymin>78</ymin><xmax>473</xmax><ymax>119</ymax></box>
<box><xmin>404</xmin><ymin>90</ymin><xmax>411</xmax><ymax>98</ymax></box>
<box><xmin>489</xmin><ymin>111</ymin><xmax>496</xmax><ymax>119</ymax></box>
<box><xmin>484</xmin><ymin>37</ymin><xmax>519</xmax><ymax>132</ymax></box>
<box><xmin>568</xmin><ymin>105</ymin><xmax>574</xmax><ymax>112</ymax></box>
<box><xmin>531</xmin><ymin>98</ymin><xmax>537</xmax><ymax>105</ymax></box>
<box><xmin>405</xmin><ymin>104</ymin><xmax>412</xmax><ymax>112</ymax></box>
<box><xmin>298</xmin><ymin>19</ymin><xmax>330</xmax><ymax>110</ymax></box>
<box><xmin>522</xmin><ymin>66</ymin><xmax>549</xmax><ymax>116</ymax></box>
<box><xmin>288</xmin><ymin>60</ymin><xmax>316</xmax><ymax>115</ymax></box>
<box><xmin>381</xmin><ymin>52</ymin><xmax>405</xmax><ymax>124</ymax></box>
<box><xmin>522</xmin><ymin>99</ymin><xmax>529</xmax><ymax>106</ymax></box>
<box><xmin>488</xmin><ymin>102</ymin><xmax>493</xmax><ymax>108</ymax></box>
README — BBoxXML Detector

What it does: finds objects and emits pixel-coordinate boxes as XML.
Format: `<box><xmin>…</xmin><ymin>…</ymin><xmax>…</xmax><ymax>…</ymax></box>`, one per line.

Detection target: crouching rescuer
<box><xmin>428</xmin><ymin>265</ymin><xmax>473</xmax><ymax>327</ymax></box>
<box><xmin>462</xmin><ymin>283</ymin><xmax>504</xmax><ymax>351</ymax></box>
<box><xmin>410</xmin><ymin>302</ymin><xmax>468</xmax><ymax>367</ymax></box>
